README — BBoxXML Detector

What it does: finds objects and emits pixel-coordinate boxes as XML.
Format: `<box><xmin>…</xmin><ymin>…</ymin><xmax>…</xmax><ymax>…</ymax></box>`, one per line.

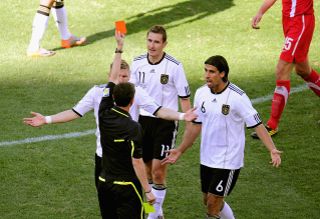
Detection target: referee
<box><xmin>98</xmin><ymin>80</ymin><xmax>155</xmax><ymax>218</ymax></box>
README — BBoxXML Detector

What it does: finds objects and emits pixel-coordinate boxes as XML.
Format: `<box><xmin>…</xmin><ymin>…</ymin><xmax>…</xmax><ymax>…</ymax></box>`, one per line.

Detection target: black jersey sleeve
<box><xmin>98</xmin><ymin>82</ymin><xmax>115</xmax><ymax>114</ymax></box>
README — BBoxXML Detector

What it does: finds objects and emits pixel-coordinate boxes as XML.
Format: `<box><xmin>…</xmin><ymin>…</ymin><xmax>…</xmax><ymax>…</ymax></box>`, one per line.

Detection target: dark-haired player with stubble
<box><xmin>162</xmin><ymin>55</ymin><xmax>282</xmax><ymax>219</ymax></box>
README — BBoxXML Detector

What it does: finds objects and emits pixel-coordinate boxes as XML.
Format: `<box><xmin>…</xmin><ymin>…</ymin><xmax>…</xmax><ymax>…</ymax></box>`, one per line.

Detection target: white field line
<box><xmin>0</xmin><ymin>84</ymin><xmax>308</xmax><ymax>147</ymax></box>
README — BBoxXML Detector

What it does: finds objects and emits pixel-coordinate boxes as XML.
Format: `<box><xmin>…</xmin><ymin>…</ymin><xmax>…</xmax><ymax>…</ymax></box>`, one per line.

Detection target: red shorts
<box><xmin>280</xmin><ymin>14</ymin><xmax>315</xmax><ymax>63</ymax></box>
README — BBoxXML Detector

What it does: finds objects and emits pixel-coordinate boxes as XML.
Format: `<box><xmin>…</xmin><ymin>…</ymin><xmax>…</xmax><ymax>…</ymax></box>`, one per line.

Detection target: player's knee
<box><xmin>53</xmin><ymin>0</ymin><xmax>64</xmax><ymax>9</ymax></box>
<box><xmin>295</xmin><ymin>66</ymin><xmax>311</xmax><ymax>79</ymax></box>
<box><xmin>39</xmin><ymin>0</ymin><xmax>55</xmax><ymax>7</ymax></box>
<box><xmin>275</xmin><ymin>60</ymin><xmax>292</xmax><ymax>80</ymax></box>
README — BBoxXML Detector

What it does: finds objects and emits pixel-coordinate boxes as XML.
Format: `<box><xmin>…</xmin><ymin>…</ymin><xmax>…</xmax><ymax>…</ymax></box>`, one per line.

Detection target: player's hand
<box><xmin>23</xmin><ymin>112</ymin><xmax>46</xmax><ymax>127</ymax></box>
<box><xmin>251</xmin><ymin>13</ymin><xmax>262</xmax><ymax>29</ymax></box>
<box><xmin>145</xmin><ymin>192</ymin><xmax>156</xmax><ymax>205</ymax></box>
<box><xmin>184</xmin><ymin>108</ymin><xmax>198</xmax><ymax>122</ymax></box>
<box><xmin>161</xmin><ymin>149</ymin><xmax>182</xmax><ymax>165</ymax></box>
<box><xmin>270</xmin><ymin>148</ymin><xmax>282</xmax><ymax>167</ymax></box>
<box><xmin>115</xmin><ymin>30</ymin><xmax>125</xmax><ymax>47</ymax></box>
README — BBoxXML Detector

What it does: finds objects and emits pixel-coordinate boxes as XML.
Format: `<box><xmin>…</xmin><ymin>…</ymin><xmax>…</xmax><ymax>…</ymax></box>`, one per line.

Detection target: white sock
<box><xmin>147</xmin><ymin>187</ymin><xmax>166</xmax><ymax>219</ymax></box>
<box><xmin>220</xmin><ymin>202</ymin><xmax>235</xmax><ymax>219</ymax></box>
<box><xmin>51</xmin><ymin>6</ymin><xmax>71</xmax><ymax>40</ymax></box>
<box><xmin>27</xmin><ymin>13</ymin><xmax>49</xmax><ymax>52</ymax></box>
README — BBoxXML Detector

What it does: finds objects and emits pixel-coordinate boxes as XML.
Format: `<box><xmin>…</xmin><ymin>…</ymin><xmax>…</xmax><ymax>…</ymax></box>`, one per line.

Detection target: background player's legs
<box><xmin>51</xmin><ymin>0</ymin><xmax>86</xmax><ymax>48</ymax></box>
<box><xmin>51</xmin><ymin>0</ymin><xmax>71</xmax><ymax>40</ymax></box>
<box><xmin>148</xmin><ymin>159</ymin><xmax>167</xmax><ymax>219</ymax></box>
<box><xmin>27</xmin><ymin>0</ymin><xmax>55</xmax><ymax>56</ymax></box>
<box><xmin>148</xmin><ymin>160</ymin><xmax>167</xmax><ymax>219</ymax></box>
<box><xmin>220</xmin><ymin>202</ymin><xmax>235</xmax><ymax>219</ymax></box>
<box><xmin>295</xmin><ymin>59</ymin><xmax>320</xmax><ymax>96</ymax></box>
<box><xmin>266</xmin><ymin>59</ymin><xmax>293</xmax><ymax>130</ymax></box>
<box><xmin>205</xmin><ymin>193</ymin><xmax>224</xmax><ymax>218</ymax></box>
<box><xmin>145</xmin><ymin>160</ymin><xmax>154</xmax><ymax>184</ymax></box>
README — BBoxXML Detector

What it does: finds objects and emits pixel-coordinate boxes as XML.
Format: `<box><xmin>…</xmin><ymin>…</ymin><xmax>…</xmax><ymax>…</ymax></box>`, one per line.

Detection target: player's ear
<box><xmin>220</xmin><ymin>71</ymin><xmax>225</xmax><ymax>79</ymax></box>
<box><xmin>163</xmin><ymin>41</ymin><xmax>168</xmax><ymax>48</ymax></box>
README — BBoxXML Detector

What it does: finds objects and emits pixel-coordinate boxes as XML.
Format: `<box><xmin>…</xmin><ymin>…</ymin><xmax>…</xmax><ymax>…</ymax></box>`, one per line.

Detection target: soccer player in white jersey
<box><xmin>162</xmin><ymin>55</ymin><xmax>282</xmax><ymax>219</ymax></box>
<box><xmin>23</xmin><ymin>31</ymin><xmax>196</xmax><ymax>191</ymax></box>
<box><xmin>130</xmin><ymin>25</ymin><xmax>191</xmax><ymax>219</ymax></box>
<box><xmin>27</xmin><ymin>0</ymin><xmax>86</xmax><ymax>57</ymax></box>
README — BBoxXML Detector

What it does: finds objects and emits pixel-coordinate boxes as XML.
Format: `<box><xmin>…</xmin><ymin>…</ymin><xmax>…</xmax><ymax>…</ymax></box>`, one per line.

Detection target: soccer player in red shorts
<box><xmin>27</xmin><ymin>0</ymin><xmax>86</xmax><ymax>57</ymax></box>
<box><xmin>251</xmin><ymin>0</ymin><xmax>320</xmax><ymax>138</ymax></box>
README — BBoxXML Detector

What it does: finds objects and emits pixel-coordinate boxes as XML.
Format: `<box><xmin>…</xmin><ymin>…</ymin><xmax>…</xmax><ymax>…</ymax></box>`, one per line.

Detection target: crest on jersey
<box><xmin>103</xmin><ymin>88</ymin><xmax>110</xmax><ymax>97</ymax></box>
<box><xmin>160</xmin><ymin>74</ymin><xmax>169</xmax><ymax>84</ymax></box>
<box><xmin>221</xmin><ymin>104</ymin><xmax>230</xmax><ymax>115</ymax></box>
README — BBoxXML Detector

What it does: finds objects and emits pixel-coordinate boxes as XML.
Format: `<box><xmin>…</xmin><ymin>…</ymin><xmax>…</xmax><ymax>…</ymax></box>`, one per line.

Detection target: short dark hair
<box><xmin>147</xmin><ymin>25</ymin><xmax>167</xmax><ymax>42</ymax></box>
<box><xmin>205</xmin><ymin>55</ymin><xmax>229</xmax><ymax>82</ymax></box>
<box><xmin>113</xmin><ymin>82</ymin><xmax>135</xmax><ymax>107</ymax></box>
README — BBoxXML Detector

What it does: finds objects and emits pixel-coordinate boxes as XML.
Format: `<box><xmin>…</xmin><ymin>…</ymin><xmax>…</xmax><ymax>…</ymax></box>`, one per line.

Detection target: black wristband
<box><xmin>145</xmin><ymin>190</ymin><xmax>151</xmax><ymax>194</ymax></box>
<box><xmin>115</xmin><ymin>48</ymin><xmax>123</xmax><ymax>53</ymax></box>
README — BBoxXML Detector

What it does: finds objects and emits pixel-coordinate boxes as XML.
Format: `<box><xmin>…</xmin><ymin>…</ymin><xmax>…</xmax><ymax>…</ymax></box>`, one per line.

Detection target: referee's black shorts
<box><xmin>97</xmin><ymin>177</ymin><xmax>144</xmax><ymax>219</ymax></box>
<box><xmin>138</xmin><ymin>115</ymin><xmax>178</xmax><ymax>162</ymax></box>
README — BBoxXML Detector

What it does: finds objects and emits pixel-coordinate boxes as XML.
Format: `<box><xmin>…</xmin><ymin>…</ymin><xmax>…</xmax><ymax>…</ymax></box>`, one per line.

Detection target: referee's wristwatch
<box><xmin>115</xmin><ymin>48</ymin><xmax>123</xmax><ymax>53</ymax></box>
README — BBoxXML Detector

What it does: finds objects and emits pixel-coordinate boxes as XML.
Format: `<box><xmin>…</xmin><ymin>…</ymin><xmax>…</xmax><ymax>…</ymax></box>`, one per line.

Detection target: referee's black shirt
<box><xmin>98</xmin><ymin>82</ymin><xmax>143</xmax><ymax>181</ymax></box>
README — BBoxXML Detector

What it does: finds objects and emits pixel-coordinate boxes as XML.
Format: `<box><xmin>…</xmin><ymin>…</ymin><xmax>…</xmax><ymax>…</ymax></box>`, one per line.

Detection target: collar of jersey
<box><xmin>147</xmin><ymin>52</ymin><xmax>166</xmax><ymax>65</ymax></box>
<box><xmin>111</xmin><ymin>106</ymin><xmax>130</xmax><ymax>118</ymax></box>
<box><xmin>210</xmin><ymin>81</ymin><xmax>230</xmax><ymax>94</ymax></box>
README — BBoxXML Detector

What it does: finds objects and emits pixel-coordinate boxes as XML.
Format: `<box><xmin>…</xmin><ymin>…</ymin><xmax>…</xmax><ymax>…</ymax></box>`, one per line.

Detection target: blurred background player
<box><xmin>27</xmin><ymin>0</ymin><xmax>86</xmax><ymax>57</ymax></box>
<box><xmin>130</xmin><ymin>25</ymin><xmax>192</xmax><ymax>219</ymax></box>
<box><xmin>251</xmin><ymin>0</ymin><xmax>320</xmax><ymax>138</ymax></box>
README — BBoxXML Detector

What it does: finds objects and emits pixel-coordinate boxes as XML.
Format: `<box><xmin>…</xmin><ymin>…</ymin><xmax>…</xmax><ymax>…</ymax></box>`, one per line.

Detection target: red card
<box><xmin>115</xmin><ymin>20</ymin><xmax>127</xmax><ymax>34</ymax></box>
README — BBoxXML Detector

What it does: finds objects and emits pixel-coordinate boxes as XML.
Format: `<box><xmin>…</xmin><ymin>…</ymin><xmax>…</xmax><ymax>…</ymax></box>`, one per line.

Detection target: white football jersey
<box><xmin>130</xmin><ymin>53</ymin><xmax>191</xmax><ymax>117</ymax></box>
<box><xmin>193</xmin><ymin>82</ymin><xmax>262</xmax><ymax>169</ymax></box>
<box><xmin>72</xmin><ymin>84</ymin><xmax>160</xmax><ymax>157</ymax></box>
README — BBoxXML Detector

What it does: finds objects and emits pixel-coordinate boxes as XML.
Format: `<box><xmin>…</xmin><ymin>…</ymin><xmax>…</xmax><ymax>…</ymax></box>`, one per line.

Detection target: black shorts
<box><xmin>138</xmin><ymin>115</ymin><xmax>178</xmax><ymax>161</ymax></box>
<box><xmin>97</xmin><ymin>177</ymin><xmax>144</xmax><ymax>219</ymax></box>
<box><xmin>200</xmin><ymin>165</ymin><xmax>240</xmax><ymax>197</ymax></box>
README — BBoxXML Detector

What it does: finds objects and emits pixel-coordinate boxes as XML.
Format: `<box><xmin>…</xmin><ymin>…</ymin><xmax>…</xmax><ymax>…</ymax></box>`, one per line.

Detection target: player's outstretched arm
<box><xmin>254</xmin><ymin>124</ymin><xmax>282</xmax><ymax>167</ymax></box>
<box><xmin>23</xmin><ymin>110</ymin><xmax>79</xmax><ymax>127</ymax></box>
<box><xmin>161</xmin><ymin>123</ymin><xmax>201</xmax><ymax>165</ymax></box>
<box><xmin>252</xmin><ymin>0</ymin><xmax>277</xmax><ymax>29</ymax></box>
<box><xmin>155</xmin><ymin>107</ymin><xmax>197</xmax><ymax>122</ymax></box>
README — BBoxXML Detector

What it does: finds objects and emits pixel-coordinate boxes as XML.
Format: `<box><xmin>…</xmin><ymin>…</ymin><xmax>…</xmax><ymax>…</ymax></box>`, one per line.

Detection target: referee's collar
<box><xmin>111</xmin><ymin>106</ymin><xmax>131</xmax><ymax>118</ymax></box>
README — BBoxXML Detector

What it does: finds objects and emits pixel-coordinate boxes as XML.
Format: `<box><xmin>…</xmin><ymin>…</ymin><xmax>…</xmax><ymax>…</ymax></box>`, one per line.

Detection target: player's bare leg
<box><xmin>295</xmin><ymin>58</ymin><xmax>320</xmax><ymax>96</ymax></box>
<box><xmin>205</xmin><ymin>193</ymin><xmax>224</xmax><ymax>218</ymax></box>
<box><xmin>27</xmin><ymin>0</ymin><xmax>56</xmax><ymax>57</ymax></box>
<box><xmin>145</xmin><ymin>160</ymin><xmax>154</xmax><ymax>185</ymax></box>
<box><xmin>147</xmin><ymin>159</ymin><xmax>167</xmax><ymax>219</ymax></box>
